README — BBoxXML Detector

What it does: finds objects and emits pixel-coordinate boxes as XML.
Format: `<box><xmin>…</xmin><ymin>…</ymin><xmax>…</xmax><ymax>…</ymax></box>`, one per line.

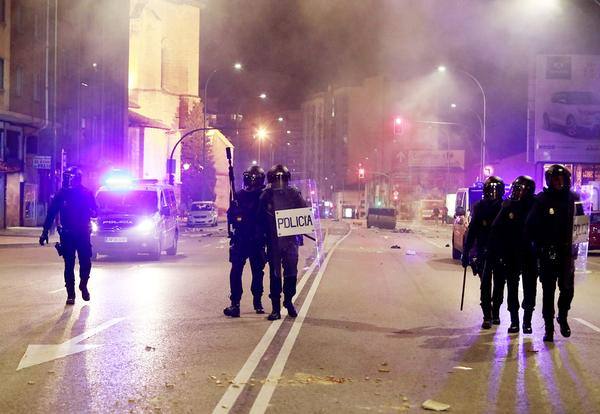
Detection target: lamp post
<box><xmin>167</xmin><ymin>127</ymin><xmax>218</xmax><ymax>186</ymax></box>
<box><xmin>438</xmin><ymin>65</ymin><xmax>487</xmax><ymax>180</ymax></box>
<box><xmin>255</xmin><ymin>127</ymin><xmax>268</xmax><ymax>165</ymax></box>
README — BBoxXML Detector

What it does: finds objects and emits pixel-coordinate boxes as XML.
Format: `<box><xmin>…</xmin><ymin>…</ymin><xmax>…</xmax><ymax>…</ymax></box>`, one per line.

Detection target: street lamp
<box><xmin>438</xmin><ymin>65</ymin><xmax>487</xmax><ymax>180</ymax></box>
<box><xmin>256</xmin><ymin>127</ymin><xmax>268</xmax><ymax>165</ymax></box>
<box><xmin>259</xmin><ymin>93</ymin><xmax>267</xmax><ymax>100</ymax></box>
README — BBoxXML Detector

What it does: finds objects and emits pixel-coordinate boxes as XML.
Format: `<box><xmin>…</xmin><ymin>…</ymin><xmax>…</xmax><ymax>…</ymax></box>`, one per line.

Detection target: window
<box><xmin>0</xmin><ymin>0</ymin><xmax>5</xmax><ymax>23</ymax></box>
<box><xmin>0</xmin><ymin>58</ymin><xmax>4</xmax><ymax>90</ymax></box>
<box><xmin>14</xmin><ymin>66</ymin><xmax>23</xmax><ymax>96</ymax></box>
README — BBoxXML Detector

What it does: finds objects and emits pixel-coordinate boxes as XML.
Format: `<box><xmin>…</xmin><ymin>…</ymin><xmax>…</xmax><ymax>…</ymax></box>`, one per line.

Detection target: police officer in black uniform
<box><xmin>525</xmin><ymin>164</ymin><xmax>582</xmax><ymax>342</ymax></box>
<box><xmin>488</xmin><ymin>176</ymin><xmax>537</xmax><ymax>334</ymax></box>
<box><xmin>223</xmin><ymin>165</ymin><xmax>267</xmax><ymax>317</ymax></box>
<box><xmin>39</xmin><ymin>167</ymin><xmax>97</xmax><ymax>305</ymax></box>
<box><xmin>259</xmin><ymin>164</ymin><xmax>307</xmax><ymax>321</ymax></box>
<box><xmin>462</xmin><ymin>176</ymin><xmax>505</xmax><ymax>329</ymax></box>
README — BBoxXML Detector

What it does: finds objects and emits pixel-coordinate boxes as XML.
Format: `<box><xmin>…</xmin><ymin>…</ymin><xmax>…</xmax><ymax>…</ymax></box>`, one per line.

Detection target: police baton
<box><xmin>460</xmin><ymin>266</ymin><xmax>467</xmax><ymax>311</ymax></box>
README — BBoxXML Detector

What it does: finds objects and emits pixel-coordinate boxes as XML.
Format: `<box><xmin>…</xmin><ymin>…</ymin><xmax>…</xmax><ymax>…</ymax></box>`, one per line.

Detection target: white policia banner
<box><xmin>275</xmin><ymin>207</ymin><xmax>315</xmax><ymax>237</ymax></box>
<box><xmin>534</xmin><ymin>55</ymin><xmax>600</xmax><ymax>163</ymax></box>
<box><xmin>573</xmin><ymin>201</ymin><xmax>591</xmax><ymax>272</ymax></box>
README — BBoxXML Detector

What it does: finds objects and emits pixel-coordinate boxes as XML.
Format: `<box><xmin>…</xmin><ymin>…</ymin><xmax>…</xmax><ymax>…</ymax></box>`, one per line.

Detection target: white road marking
<box><xmin>249</xmin><ymin>230</ymin><xmax>352</xmax><ymax>414</ymax></box>
<box><xmin>17</xmin><ymin>317</ymin><xmax>125</xmax><ymax>370</ymax></box>
<box><xmin>49</xmin><ymin>288</ymin><xmax>64</xmax><ymax>294</ymax></box>
<box><xmin>573</xmin><ymin>318</ymin><xmax>600</xmax><ymax>333</ymax></box>
<box><xmin>211</xmin><ymin>236</ymin><xmax>329</xmax><ymax>414</ymax></box>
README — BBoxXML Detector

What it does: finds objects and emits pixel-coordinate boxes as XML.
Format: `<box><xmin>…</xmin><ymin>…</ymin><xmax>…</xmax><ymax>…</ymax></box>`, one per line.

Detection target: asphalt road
<box><xmin>0</xmin><ymin>221</ymin><xmax>599</xmax><ymax>413</ymax></box>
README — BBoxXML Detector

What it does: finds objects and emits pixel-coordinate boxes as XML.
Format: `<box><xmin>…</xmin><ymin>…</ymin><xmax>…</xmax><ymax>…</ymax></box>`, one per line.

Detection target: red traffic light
<box><xmin>394</xmin><ymin>117</ymin><xmax>403</xmax><ymax>136</ymax></box>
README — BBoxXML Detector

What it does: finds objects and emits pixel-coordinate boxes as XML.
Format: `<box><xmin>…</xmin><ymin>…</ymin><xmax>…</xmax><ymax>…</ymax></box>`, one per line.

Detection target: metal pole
<box><xmin>459</xmin><ymin>69</ymin><xmax>486</xmax><ymax>179</ymax></box>
<box><xmin>258</xmin><ymin>139</ymin><xmax>261</xmax><ymax>165</ymax></box>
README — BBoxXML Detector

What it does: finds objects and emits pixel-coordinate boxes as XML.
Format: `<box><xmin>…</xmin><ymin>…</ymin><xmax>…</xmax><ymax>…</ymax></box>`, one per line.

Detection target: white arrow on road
<box><xmin>17</xmin><ymin>317</ymin><xmax>125</xmax><ymax>371</ymax></box>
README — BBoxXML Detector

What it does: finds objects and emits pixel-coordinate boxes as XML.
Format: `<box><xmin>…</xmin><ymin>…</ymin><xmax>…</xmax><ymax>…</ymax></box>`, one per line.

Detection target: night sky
<box><xmin>201</xmin><ymin>0</ymin><xmax>600</xmax><ymax>160</ymax></box>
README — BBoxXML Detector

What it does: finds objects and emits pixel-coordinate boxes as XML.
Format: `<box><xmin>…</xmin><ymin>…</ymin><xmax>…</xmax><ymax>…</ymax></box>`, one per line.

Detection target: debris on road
<box><xmin>394</xmin><ymin>228</ymin><xmax>412</xmax><ymax>233</ymax></box>
<box><xmin>145</xmin><ymin>346</ymin><xmax>156</xmax><ymax>351</ymax></box>
<box><xmin>291</xmin><ymin>372</ymin><xmax>349</xmax><ymax>385</ymax></box>
<box><xmin>27</xmin><ymin>380</ymin><xmax>35</xmax><ymax>385</ymax></box>
<box><xmin>452</xmin><ymin>366</ymin><xmax>473</xmax><ymax>371</ymax></box>
<box><xmin>422</xmin><ymin>399</ymin><xmax>450</xmax><ymax>411</ymax></box>
<box><xmin>165</xmin><ymin>382</ymin><xmax>175</xmax><ymax>389</ymax></box>
<box><xmin>378</xmin><ymin>367</ymin><xmax>391</xmax><ymax>373</ymax></box>
<box><xmin>390</xmin><ymin>245</ymin><xmax>402</xmax><ymax>249</ymax></box>
<box><xmin>445</xmin><ymin>244</ymin><xmax>450</xmax><ymax>247</ymax></box>
<box><xmin>405</xmin><ymin>250</ymin><xmax>417</xmax><ymax>255</ymax></box>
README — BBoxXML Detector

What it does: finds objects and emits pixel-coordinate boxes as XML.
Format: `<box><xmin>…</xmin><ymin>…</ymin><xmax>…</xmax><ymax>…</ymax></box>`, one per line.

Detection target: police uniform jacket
<box><xmin>488</xmin><ymin>198</ymin><xmax>535</xmax><ymax>264</ymax></box>
<box><xmin>463</xmin><ymin>198</ymin><xmax>503</xmax><ymax>258</ymax></box>
<box><xmin>43</xmin><ymin>186</ymin><xmax>97</xmax><ymax>234</ymax></box>
<box><xmin>228</xmin><ymin>187</ymin><xmax>265</xmax><ymax>245</ymax></box>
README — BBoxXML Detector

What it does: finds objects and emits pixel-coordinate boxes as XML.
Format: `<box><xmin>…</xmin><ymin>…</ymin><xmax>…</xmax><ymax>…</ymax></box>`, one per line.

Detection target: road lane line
<box><xmin>573</xmin><ymin>318</ymin><xmax>600</xmax><ymax>333</ymax></box>
<box><xmin>211</xmin><ymin>235</ymin><xmax>331</xmax><ymax>414</ymax></box>
<box><xmin>249</xmin><ymin>230</ymin><xmax>352</xmax><ymax>414</ymax></box>
<box><xmin>49</xmin><ymin>288</ymin><xmax>65</xmax><ymax>294</ymax></box>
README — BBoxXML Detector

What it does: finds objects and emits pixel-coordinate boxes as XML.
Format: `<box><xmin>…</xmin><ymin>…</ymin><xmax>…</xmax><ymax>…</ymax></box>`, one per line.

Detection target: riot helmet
<box><xmin>544</xmin><ymin>164</ymin><xmax>571</xmax><ymax>192</ymax></box>
<box><xmin>267</xmin><ymin>164</ymin><xmax>291</xmax><ymax>189</ymax></box>
<box><xmin>62</xmin><ymin>167</ymin><xmax>83</xmax><ymax>189</ymax></box>
<box><xmin>510</xmin><ymin>175</ymin><xmax>536</xmax><ymax>201</ymax></box>
<box><xmin>482</xmin><ymin>176</ymin><xmax>505</xmax><ymax>200</ymax></box>
<box><xmin>243</xmin><ymin>165</ymin><xmax>265</xmax><ymax>191</ymax></box>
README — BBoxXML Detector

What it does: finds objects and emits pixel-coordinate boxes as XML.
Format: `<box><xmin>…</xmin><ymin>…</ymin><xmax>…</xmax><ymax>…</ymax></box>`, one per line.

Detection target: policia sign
<box><xmin>275</xmin><ymin>207</ymin><xmax>315</xmax><ymax>237</ymax></box>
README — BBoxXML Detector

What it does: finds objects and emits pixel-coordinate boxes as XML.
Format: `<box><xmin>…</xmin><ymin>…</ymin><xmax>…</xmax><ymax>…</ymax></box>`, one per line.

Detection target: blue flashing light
<box><xmin>104</xmin><ymin>170</ymin><xmax>134</xmax><ymax>188</ymax></box>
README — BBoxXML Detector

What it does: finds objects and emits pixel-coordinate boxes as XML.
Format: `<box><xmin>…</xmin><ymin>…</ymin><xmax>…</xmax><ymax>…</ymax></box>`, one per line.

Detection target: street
<box><xmin>1</xmin><ymin>221</ymin><xmax>599</xmax><ymax>413</ymax></box>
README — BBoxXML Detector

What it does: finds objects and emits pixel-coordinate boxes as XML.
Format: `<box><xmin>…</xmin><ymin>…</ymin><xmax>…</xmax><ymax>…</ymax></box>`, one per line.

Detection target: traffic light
<box><xmin>393</xmin><ymin>117</ymin><xmax>403</xmax><ymax>136</ymax></box>
<box><xmin>358</xmin><ymin>167</ymin><xmax>365</xmax><ymax>179</ymax></box>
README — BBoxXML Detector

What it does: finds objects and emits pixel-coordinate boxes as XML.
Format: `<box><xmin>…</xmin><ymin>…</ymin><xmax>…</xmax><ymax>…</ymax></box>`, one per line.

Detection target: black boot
<box><xmin>492</xmin><ymin>308</ymin><xmax>501</xmax><ymax>325</ymax></box>
<box><xmin>481</xmin><ymin>319</ymin><xmax>492</xmax><ymax>329</ymax></box>
<box><xmin>79</xmin><ymin>279</ymin><xmax>90</xmax><ymax>302</ymax></box>
<box><xmin>508</xmin><ymin>312</ymin><xmax>520</xmax><ymax>334</ymax></box>
<box><xmin>253</xmin><ymin>297</ymin><xmax>265</xmax><ymax>314</ymax></box>
<box><xmin>543</xmin><ymin>320</ymin><xmax>554</xmax><ymax>342</ymax></box>
<box><xmin>223</xmin><ymin>302</ymin><xmax>240</xmax><ymax>318</ymax></box>
<box><xmin>268</xmin><ymin>300</ymin><xmax>281</xmax><ymax>321</ymax></box>
<box><xmin>522</xmin><ymin>310</ymin><xmax>533</xmax><ymax>334</ymax></box>
<box><xmin>283</xmin><ymin>300</ymin><xmax>298</xmax><ymax>318</ymax></box>
<box><xmin>66</xmin><ymin>285</ymin><xmax>76</xmax><ymax>305</ymax></box>
<box><xmin>557</xmin><ymin>315</ymin><xmax>571</xmax><ymax>338</ymax></box>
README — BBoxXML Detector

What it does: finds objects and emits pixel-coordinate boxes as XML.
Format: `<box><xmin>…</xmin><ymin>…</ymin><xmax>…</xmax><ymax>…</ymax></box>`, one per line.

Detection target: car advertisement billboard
<box><xmin>534</xmin><ymin>55</ymin><xmax>600</xmax><ymax>163</ymax></box>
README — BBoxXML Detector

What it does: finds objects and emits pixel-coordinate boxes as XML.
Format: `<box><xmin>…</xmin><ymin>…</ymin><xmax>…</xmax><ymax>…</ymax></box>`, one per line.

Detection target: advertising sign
<box><xmin>534</xmin><ymin>55</ymin><xmax>600</xmax><ymax>163</ymax></box>
<box><xmin>407</xmin><ymin>150</ymin><xmax>465</xmax><ymax>169</ymax></box>
<box><xmin>32</xmin><ymin>156</ymin><xmax>52</xmax><ymax>170</ymax></box>
<box><xmin>275</xmin><ymin>207</ymin><xmax>315</xmax><ymax>237</ymax></box>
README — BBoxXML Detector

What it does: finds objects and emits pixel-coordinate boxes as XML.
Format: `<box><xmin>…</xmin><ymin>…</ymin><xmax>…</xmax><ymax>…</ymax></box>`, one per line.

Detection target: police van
<box><xmin>451</xmin><ymin>183</ymin><xmax>483</xmax><ymax>259</ymax></box>
<box><xmin>91</xmin><ymin>177</ymin><xmax>179</xmax><ymax>260</ymax></box>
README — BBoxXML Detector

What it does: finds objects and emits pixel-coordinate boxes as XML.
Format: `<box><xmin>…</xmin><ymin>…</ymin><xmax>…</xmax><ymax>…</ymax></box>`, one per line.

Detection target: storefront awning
<box><xmin>128</xmin><ymin>110</ymin><xmax>171</xmax><ymax>130</ymax></box>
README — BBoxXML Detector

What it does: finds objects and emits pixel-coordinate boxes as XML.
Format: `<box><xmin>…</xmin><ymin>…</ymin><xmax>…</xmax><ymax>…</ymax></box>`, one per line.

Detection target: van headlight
<box><xmin>136</xmin><ymin>218</ymin><xmax>156</xmax><ymax>234</ymax></box>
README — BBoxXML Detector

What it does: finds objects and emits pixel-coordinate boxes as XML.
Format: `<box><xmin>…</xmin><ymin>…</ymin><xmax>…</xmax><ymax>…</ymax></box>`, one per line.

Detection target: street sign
<box><xmin>275</xmin><ymin>207</ymin><xmax>315</xmax><ymax>237</ymax></box>
<box><xmin>32</xmin><ymin>156</ymin><xmax>52</xmax><ymax>170</ymax></box>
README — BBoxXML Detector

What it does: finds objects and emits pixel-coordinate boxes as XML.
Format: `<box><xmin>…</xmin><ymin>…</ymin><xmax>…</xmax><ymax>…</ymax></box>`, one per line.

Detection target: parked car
<box><xmin>589</xmin><ymin>211</ymin><xmax>600</xmax><ymax>251</ymax></box>
<box><xmin>366</xmin><ymin>208</ymin><xmax>397</xmax><ymax>230</ymax></box>
<box><xmin>543</xmin><ymin>91</ymin><xmax>600</xmax><ymax>138</ymax></box>
<box><xmin>92</xmin><ymin>179</ymin><xmax>179</xmax><ymax>260</ymax></box>
<box><xmin>451</xmin><ymin>184</ymin><xmax>483</xmax><ymax>260</ymax></box>
<box><xmin>187</xmin><ymin>201</ymin><xmax>218</xmax><ymax>227</ymax></box>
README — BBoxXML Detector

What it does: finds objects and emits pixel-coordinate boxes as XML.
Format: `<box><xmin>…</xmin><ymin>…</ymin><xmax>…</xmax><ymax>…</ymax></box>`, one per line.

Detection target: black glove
<box><xmin>461</xmin><ymin>253</ymin><xmax>469</xmax><ymax>268</ymax></box>
<box><xmin>39</xmin><ymin>230</ymin><xmax>49</xmax><ymax>246</ymax></box>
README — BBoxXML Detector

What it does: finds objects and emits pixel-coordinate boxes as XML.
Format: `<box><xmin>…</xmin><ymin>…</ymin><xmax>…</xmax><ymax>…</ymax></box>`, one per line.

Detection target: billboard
<box><xmin>407</xmin><ymin>150</ymin><xmax>465</xmax><ymax>169</ymax></box>
<box><xmin>534</xmin><ymin>55</ymin><xmax>600</xmax><ymax>163</ymax></box>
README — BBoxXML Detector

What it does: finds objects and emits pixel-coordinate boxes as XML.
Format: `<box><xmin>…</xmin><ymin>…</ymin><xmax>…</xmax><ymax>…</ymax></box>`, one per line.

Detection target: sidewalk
<box><xmin>0</xmin><ymin>227</ymin><xmax>54</xmax><ymax>247</ymax></box>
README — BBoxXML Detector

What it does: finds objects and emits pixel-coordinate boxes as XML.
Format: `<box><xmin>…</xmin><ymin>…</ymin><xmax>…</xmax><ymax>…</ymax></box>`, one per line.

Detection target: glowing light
<box><xmin>277</xmin><ymin>117</ymin><xmax>284</xmax><ymax>122</ymax></box>
<box><xmin>437</xmin><ymin>65</ymin><xmax>447</xmax><ymax>73</ymax></box>
<box><xmin>484</xmin><ymin>165</ymin><xmax>494</xmax><ymax>177</ymax></box>
<box><xmin>450</xmin><ymin>103</ymin><xmax>457</xmax><ymax>108</ymax></box>
<box><xmin>104</xmin><ymin>172</ymin><xmax>133</xmax><ymax>188</ymax></box>
<box><xmin>395</xmin><ymin>117</ymin><xmax>403</xmax><ymax>125</ymax></box>
<box><xmin>252</xmin><ymin>160</ymin><xmax>258</xmax><ymax>165</ymax></box>
<box><xmin>256</xmin><ymin>127</ymin><xmax>268</xmax><ymax>140</ymax></box>
<box><xmin>286</xmin><ymin>130</ymin><xmax>291</xmax><ymax>134</ymax></box>
<box><xmin>91</xmin><ymin>221</ymin><xmax>99</xmax><ymax>233</ymax></box>
<box><xmin>259</xmin><ymin>93</ymin><xmax>267</xmax><ymax>99</ymax></box>
<box><xmin>136</xmin><ymin>218</ymin><xmax>155</xmax><ymax>234</ymax></box>
<box><xmin>183</xmin><ymin>163</ymin><xmax>191</xmax><ymax>171</ymax></box>
<box><xmin>233</xmin><ymin>62</ymin><xmax>243</xmax><ymax>70</ymax></box>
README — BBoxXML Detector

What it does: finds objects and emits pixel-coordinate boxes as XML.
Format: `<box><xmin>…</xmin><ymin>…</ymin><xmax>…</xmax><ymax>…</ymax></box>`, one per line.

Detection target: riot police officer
<box><xmin>40</xmin><ymin>167</ymin><xmax>97</xmax><ymax>305</ymax></box>
<box><xmin>525</xmin><ymin>164</ymin><xmax>582</xmax><ymax>342</ymax></box>
<box><xmin>259</xmin><ymin>164</ymin><xmax>307</xmax><ymax>321</ymax></box>
<box><xmin>223</xmin><ymin>165</ymin><xmax>267</xmax><ymax>317</ymax></box>
<box><xmin>462</xmin><ymin>176</ymin><xmax>505</xmax><ymax>329</ymax></box>
<box><xmin>488</xmin><ymin>176</ymin><xmax>537</xmax><ymax>334</ymax></box>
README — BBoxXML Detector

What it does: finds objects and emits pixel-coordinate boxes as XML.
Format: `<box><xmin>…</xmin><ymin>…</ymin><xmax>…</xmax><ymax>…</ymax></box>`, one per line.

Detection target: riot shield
<box><xmin>573</xmin><ymin>199</ymin><xmax>591</xmax><ymax>272</ymax></box>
